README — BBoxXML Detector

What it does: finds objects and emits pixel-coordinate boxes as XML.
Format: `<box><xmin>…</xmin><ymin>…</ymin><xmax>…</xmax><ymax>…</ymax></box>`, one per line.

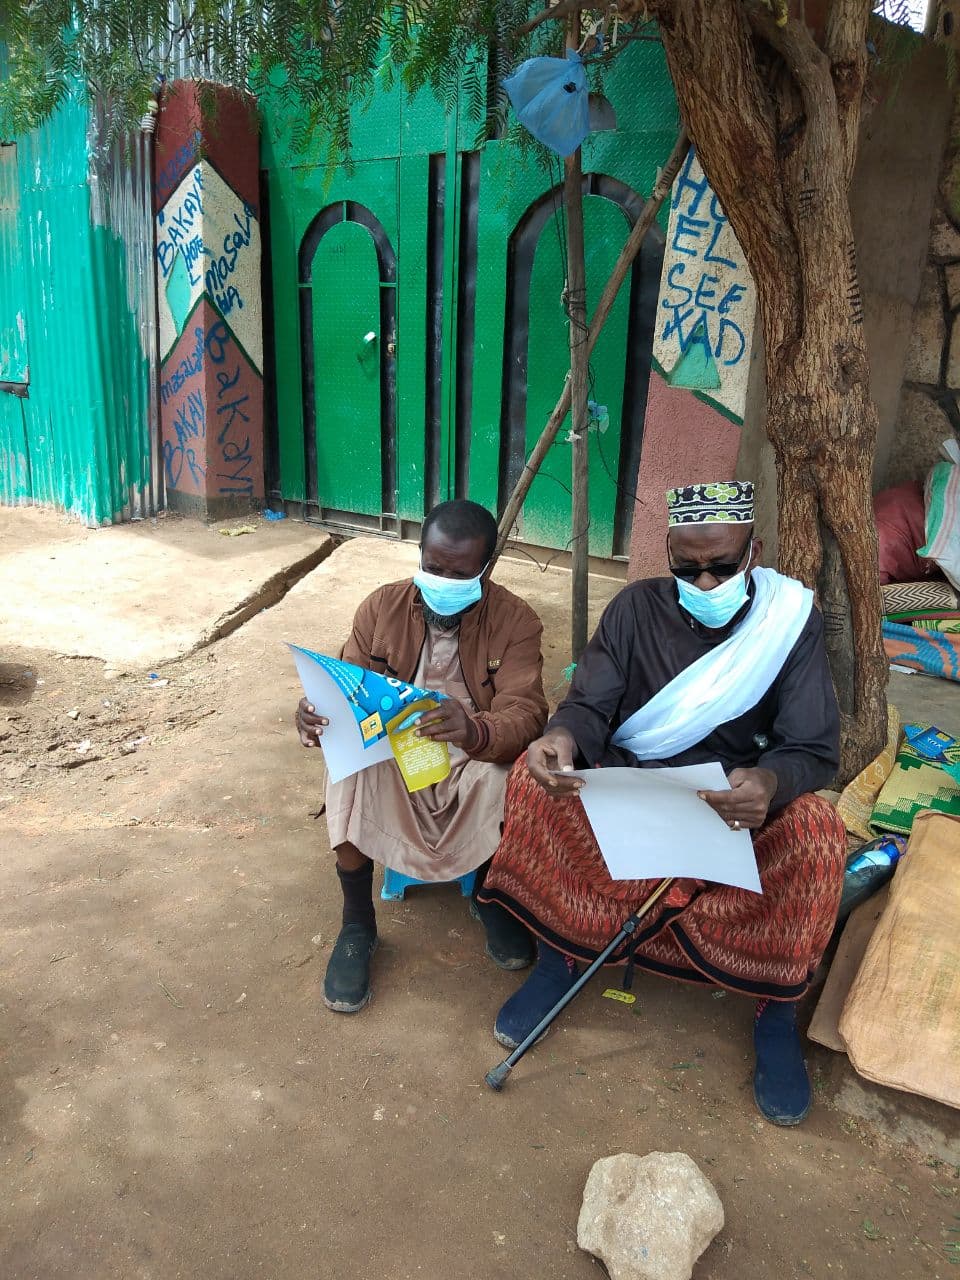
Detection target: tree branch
<box><xmin>648</xmin><ymin>0</ymin><xmax>799</xmax><ymax>351</ymax></box>
<box><xmin>823</xmin><ymin>0</ymin><xmax>871</xmax><ymax>183</ymax></box>
<box><xmin>744</xmin><ymin>1</ymin><xmax>837</xmax><ymax>180</ymax></box>
<box><xmin>512</xmin><ymin>0</ymin><xmax>596</xmax><ymax>39</ymax></box>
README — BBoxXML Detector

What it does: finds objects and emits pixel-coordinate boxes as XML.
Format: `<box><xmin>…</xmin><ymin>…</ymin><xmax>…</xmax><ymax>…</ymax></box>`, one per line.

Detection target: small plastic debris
<box><xmin>67</xmin><ymin>708</ymin><xmax>79</xmax><ymax>720</ymax></box>
<box><xmin>602</xmin><ymin>988</ymin><xmax>636</xmax><ymax>1005</ymax></box>
<box><xmin>148</xmin><ymin>678</ymin><xmax>170</xmax><ymax>688</ymax></box>
<box><xmin>73</xmin><ymin>739</ymin><xmax>93</xmax><ymax>755</ymax></box>
<box><xmin>263</xmin><ymin>509</ymin><xmax>286</xmax><ymax>521</ymax></box>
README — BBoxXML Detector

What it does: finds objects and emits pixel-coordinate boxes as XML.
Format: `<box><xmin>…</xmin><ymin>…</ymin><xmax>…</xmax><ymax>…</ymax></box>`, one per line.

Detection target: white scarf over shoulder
<box><xmin>610</xmin><ymin>567</ymin><xmax>814</xmax><ymax>761</ymax></box>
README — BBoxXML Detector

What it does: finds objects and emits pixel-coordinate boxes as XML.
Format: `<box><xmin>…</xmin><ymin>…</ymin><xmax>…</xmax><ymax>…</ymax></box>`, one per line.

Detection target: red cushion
<box><xmin>874</xmin><ymin>481</ymin><xmax>936</xmax><ymax>585</ymax></box>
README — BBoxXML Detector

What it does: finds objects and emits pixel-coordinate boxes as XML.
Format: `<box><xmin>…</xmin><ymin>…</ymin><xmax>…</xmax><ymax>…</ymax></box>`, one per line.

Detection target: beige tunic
<box><xmin>324</xmin><ymin>624</ymin><xmax>509</xmax><ymax>880</ymax></box>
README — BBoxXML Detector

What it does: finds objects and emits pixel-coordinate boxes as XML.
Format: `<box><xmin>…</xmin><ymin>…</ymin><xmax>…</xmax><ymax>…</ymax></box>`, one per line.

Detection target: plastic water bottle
<box><xmin>837</xmin><ymin>835</ymin><xmax>907</xmax><ymax>923</ymax></box>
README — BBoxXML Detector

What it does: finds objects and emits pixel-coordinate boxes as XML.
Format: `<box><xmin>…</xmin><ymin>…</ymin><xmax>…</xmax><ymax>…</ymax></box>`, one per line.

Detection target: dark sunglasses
<box><xmin>668</xmin><ymin>534</ymin><xmax>753</xmax><ymax>583</ymax></box>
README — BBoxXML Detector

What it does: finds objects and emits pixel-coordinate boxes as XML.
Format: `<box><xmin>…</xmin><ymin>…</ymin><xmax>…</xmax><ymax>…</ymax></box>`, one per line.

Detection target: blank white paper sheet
<box><xmin>572</xmin><ymin>762</ymin><xmax>762</xmax><ymax>894</ymax></box>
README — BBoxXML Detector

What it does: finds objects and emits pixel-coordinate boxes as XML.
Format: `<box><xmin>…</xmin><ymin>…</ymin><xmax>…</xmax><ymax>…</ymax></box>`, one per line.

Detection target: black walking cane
<box><xmin>485</xmin><ymin>876</ymin><xmax>675</xmax><ymax>1091</ymax></box>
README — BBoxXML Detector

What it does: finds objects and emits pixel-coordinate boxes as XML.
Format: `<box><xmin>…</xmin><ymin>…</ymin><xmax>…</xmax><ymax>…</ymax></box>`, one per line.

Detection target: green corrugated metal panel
<box><xmin>0</xmin><ymin>143</ymin><xmax>29</xmax><ymax>382</ymax></box>
<box><xmin>0</xmin><ymin>79</ymin><xmax>154</xmax><ymax>523</ymax></box>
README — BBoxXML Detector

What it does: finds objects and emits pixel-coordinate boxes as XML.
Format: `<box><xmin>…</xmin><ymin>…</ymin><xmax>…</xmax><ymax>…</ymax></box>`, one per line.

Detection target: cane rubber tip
<box><xmin>485</xmin><ymin>1063</ymin><xmax>511</xmax><ymax>1091</ymax></box>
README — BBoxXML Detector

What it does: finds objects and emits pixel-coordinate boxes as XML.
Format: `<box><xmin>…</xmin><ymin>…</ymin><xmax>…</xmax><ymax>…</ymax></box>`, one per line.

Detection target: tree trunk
<box><xmin>765</xmin><ymin>329</ymin><xmax>888</xmax><ymax>773</ymax></box>
<box><xmin>648</xmin><ymin>0</ymin><xmax>887</xmax><ymax>780</ymax></box>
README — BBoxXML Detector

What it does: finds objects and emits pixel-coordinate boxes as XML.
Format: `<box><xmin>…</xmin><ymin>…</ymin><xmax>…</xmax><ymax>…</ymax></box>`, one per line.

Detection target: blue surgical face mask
<box><xmin>414</xmin><ymin>559</ymin><xmax>488</xmax><ymax>618</ymax></box>
<box><xmin>676</xmin><ymin>567</ymin><xmax>750</xmax><ymax>629</ymax></box>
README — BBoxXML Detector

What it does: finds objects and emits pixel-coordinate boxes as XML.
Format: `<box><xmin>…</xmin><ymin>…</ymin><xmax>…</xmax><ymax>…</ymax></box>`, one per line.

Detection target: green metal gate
<box><xmin>261</xmin><ymin>44</ymin><xmax>678</xmax><ymax>560</ymax></box>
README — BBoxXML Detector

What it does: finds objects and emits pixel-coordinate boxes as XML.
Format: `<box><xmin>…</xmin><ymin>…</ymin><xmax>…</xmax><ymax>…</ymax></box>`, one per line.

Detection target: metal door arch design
<box><xmin>499</xmin><ymin>174</ymin><xmax>665</xmax><ymax>556</ymax></box>
<box><xmin>298</xmin><ymin>200</ymin><xmax>399</xmax><ymax>529</ymax></box>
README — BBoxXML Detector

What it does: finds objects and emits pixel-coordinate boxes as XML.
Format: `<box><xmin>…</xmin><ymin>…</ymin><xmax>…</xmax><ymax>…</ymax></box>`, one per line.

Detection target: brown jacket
<box><xmin>340</xmin><ymin>578</ymin><xmax>548</xmax><ymax>766</ymax></box>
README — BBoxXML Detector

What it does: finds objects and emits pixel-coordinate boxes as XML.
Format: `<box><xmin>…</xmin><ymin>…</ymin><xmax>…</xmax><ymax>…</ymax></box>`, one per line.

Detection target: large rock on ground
<box><xmin>577</xmin><ymin>1151</ymin><xmax>724</xmax><ymax>1280</ymax></box>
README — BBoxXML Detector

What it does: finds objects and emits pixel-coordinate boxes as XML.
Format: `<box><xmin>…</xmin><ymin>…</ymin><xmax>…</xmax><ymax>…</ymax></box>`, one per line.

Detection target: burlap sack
<box><xmin>838</xmin><ymin>810</ymin><xmax>960</xmax><ymax>1109</ymax></box>
<box><xmin>808</xmin><ymin>885</ymin><xmax>891</xmax><ymax>1053</ymax></box>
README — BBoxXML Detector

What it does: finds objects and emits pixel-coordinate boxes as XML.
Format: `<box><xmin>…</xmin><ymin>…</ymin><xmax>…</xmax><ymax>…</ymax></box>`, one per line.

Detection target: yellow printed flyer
<box><xmin>385</xmin><ymin>698</ymin><xmax>451</xmax><ymax>793</ymax></box>
<box><xmin>288</xmin><ymin>644</ymin><xmax>447</xmax><ymax>785</ymax></box>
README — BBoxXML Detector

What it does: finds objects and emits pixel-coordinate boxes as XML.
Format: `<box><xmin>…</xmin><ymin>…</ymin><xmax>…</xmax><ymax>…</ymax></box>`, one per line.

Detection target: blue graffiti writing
<box><xmin>204</xmin><ymin>205</ymin><xmax>255</xmax><ymax>316</ymax></box>
<box><xmin>660</xmin><ymin>150</ymin><xmax>749</xmax><ymax>368</ymax></box>
<box><xmin>661</xmin><ymin>263</ymin><xmax>747</xmax><ymax>366</ymax></box>
<box><xmin>162</xmin><ymin>385</ymin><xmax>206</xmax><ymax>493</ymax></box>
<box><xmin>212</xmin><ymin>285</ymin><xmax>243</xmax><ymax>317</ymax></box>
<box><xmin>156</xmin><ymin>131</ymin><xmax>202</xmax><ymax>204</ymax></box>
<box><xmin>214</xmin><ymin>359</ymin><xmax>254</xmax><ymax>496</ymax></box>
<box><xmin>162</xmin><ymin>440</ymin><xmax>204</xmax><ymax>490</ymax></box>
<box><xmin>156</xmin><ymin>168</ymin><xmax>204</xmax><ymax>278</ymax></box>
<box><xmin>173</xmin><ymin>388</ymin><xmax>206</xmax><ymax>446</ymax></box>
<box><xmin>160</xmin><ymin>326</ymin><xmax>205</xmax><ymax>405</ymax></box>
<box><xmin>182</xmin><ymin>235</ymin><xmax>205</xmax><ymax>286</ymax></box>
<box><xmin>205</xmin><ymin>321</ymin><xmax>230</xmax><ymax>366</ymax></box>
<box><xmin>162</xmin><ymin>320</ymin><xmax>255</xmax><ymax>496</ymax></box>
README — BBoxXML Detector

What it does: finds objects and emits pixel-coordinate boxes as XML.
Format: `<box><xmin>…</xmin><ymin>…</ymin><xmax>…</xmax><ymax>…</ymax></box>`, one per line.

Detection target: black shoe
<box><xmin>753</xmin><ymin>999</ymin><xmax>811</xmax><ymax>1126</ymax></box>
<box><xmin>323</xmin><ymin>922</ymin><xmax>378</xmax><ymax>1013</ymax></box>
<box><xmin>494</xmin><ymin>943</ymin><xmax>578</xmax><ymax>1048</ymax></box>
<box><xmin>469</xmin><ymin>897</ymin><xmax>536</xmax><ymax>971</ymax></box>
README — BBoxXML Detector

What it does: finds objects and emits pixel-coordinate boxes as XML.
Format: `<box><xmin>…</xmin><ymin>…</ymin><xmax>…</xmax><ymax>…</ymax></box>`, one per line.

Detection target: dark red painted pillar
<box><xmin>154</xmin><ymin>82</ymin><xmax>265</xmax><ymax>519</ymax></box>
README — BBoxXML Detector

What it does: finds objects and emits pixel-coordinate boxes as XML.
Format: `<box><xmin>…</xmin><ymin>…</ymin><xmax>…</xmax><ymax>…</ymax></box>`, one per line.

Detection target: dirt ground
<box><xmin>2</xmin><ymin>531</ymin><xmax>959</xmax><ymax>1280</ymax></box>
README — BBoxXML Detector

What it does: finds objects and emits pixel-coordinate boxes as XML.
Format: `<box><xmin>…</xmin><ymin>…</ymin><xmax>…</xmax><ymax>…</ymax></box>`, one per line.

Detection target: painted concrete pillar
<box><xmin>628</xmin><ymin>150</ymin><xmax>757</xmax><ymax>578</ymax></box>
<box><xmin>154</xmin><ymin>82</ymin><xmax>264</xmax><ymax>518</ymax></box>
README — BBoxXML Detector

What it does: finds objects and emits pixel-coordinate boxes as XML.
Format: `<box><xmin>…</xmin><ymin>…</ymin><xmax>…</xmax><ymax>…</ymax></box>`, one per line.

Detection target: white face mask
<box><xmin>413</xmin><ymin>559</ymin><xmax>488</xmax><ymax>617</ymax></box>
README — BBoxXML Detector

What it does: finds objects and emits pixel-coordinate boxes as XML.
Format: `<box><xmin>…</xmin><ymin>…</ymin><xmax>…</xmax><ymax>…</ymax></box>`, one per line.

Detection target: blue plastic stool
<box><xmin>380</xmin><ymin>867</ymin><xmax>477</xmax><ymax>901</ymax></box>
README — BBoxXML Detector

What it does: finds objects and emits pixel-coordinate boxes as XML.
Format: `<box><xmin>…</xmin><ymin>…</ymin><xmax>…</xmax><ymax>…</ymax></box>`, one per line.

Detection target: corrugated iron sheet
<box><xmin>0</xmin><ymin>85</ymin><xmax>158</xmax><ymax>523</ymax></box>
<box><xmin>0</xmin><ymin>4</ymin><xmax>239</xmax><ymax>520</ymax></box>
<box><xmin>0</xmin><ymin>142</ymin><xmax>29</xmax><ymax>383</ymax></box>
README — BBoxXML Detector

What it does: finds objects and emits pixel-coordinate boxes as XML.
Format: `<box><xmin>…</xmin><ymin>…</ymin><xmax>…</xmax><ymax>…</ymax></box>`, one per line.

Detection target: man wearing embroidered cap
<box><xmin>478</xmin><ymin>481</ymin><xmax>845</xmax><ymax>1126</ymax></box>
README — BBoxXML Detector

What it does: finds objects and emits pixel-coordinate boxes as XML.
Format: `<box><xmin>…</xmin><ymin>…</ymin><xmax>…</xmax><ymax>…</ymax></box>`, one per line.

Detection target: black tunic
<box><xmin>549</xmin><ymin>576</ymin><xmax>840</xmax><ymax>811</ymax></box>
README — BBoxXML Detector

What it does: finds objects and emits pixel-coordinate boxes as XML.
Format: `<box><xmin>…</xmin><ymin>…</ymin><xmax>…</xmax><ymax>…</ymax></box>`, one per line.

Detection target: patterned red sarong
<box><xmin>478</xmin><ymin>759</ymin><xmax>847</xmax><ymax>1001</ymax></box>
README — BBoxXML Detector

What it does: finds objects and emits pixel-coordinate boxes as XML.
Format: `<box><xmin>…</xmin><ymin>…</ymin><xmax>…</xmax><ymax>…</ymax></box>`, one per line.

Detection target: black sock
<box><xmin>337</xmin><ymin>862</ymin><xmax>376</xmax><ymax>931</ymax></box>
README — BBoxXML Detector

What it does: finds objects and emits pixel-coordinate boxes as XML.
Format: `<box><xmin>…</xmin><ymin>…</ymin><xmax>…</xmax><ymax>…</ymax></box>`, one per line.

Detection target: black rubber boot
<box><xmin>470</xmin><ymin>897</ymin><xmax>536</xmax><ymax>971</ymax></box>
<box><xmin>323</xmin><ymin>922</ymin><xmax>378</xmax><ymax>1013</ymax></box>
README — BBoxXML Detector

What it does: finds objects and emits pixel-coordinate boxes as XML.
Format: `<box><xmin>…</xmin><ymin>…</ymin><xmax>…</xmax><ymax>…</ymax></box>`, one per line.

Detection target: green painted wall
<box><xmin>261</xmin><ymin>42</ymin><xmax>679</xmax><ymax>557</ymax></box>
<box><xmin>0</xmin><ymin>81</ymin><xmax>152</xmax><ymax>523</ymax></box>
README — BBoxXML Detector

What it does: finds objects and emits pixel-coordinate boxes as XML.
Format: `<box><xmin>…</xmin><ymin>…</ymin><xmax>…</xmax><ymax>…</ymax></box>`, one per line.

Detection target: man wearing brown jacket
<box><xmin>296</xmin><ymin>500</ymin><xmax>548</xmax><ymax>1013</ymax></box>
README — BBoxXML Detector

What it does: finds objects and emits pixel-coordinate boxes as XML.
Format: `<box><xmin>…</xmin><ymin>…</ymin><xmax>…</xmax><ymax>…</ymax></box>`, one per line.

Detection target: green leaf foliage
<box><xmin>0</xmin><ymin>2</ymin><xmax>645</xmax><ymax>148</ymax></box>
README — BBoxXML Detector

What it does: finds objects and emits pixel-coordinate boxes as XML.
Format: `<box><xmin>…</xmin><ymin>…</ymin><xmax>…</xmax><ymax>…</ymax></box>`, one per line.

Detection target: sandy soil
<box><xmin>2</xmin><ymin>539</ymin><xmax>958</xmax><ymax>1280</ymax></box>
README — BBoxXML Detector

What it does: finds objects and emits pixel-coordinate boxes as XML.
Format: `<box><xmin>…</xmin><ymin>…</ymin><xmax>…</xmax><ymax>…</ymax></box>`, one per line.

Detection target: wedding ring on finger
<box><xmin>731</xmin><ymin>819</ymin><xmax>741</xmax><ymax>830</ymax></box>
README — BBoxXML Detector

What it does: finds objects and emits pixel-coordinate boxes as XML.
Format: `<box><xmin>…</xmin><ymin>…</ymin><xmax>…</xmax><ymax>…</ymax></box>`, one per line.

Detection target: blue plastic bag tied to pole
<box><xmin>502</xmin><ymin>48</ymin><xmax>590</xmax><ymax>158</ymax></box>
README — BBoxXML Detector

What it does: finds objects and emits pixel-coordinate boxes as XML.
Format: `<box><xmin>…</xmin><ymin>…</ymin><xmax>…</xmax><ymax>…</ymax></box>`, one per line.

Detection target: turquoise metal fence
<box><xmin>0</xmin><ymin>81</ymin><xmax>158</xmax><ymax>523</ymax></box>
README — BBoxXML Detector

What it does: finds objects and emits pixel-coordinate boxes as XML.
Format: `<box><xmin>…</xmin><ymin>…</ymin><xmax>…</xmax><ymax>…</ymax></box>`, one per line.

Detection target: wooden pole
<box><xmin>493</xmin><ymin>128</ymin><xmax>690</xmax><ymax>566</ymax></box>
<box><xmin>565</xmin><ymin>16</ymin><xmax>590</xmax><ymax>661</ymax></box>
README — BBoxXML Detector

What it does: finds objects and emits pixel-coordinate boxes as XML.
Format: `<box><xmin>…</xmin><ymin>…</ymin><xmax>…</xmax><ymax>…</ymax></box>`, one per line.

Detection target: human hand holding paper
<box><xmin>526</xmin><ymin>728</ymin><xmax>582</xmax><ymax>796</ymax></box>
<box><xmin>289</xmin><ymin>644</ymin><xmax>451</xmax><ymax>789</ymax></box>
<box><xmin>296</xmin><ymin>696</ymin><xmax>328</xmax><ymax>747</ymax></box>
<box><xmin>698</xmin><ymin>766</ymin><xmax>778</xmax><ymax>830</ymax></box>
<box><xmin>573</xmin><ymin>762</ymin><xmax>762</xmax><ymax>893</ymax></box>
<box><xmin>415</xmin><ymin>697</ymin><xmax>480</xmax><ymax>751</ymax></box>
